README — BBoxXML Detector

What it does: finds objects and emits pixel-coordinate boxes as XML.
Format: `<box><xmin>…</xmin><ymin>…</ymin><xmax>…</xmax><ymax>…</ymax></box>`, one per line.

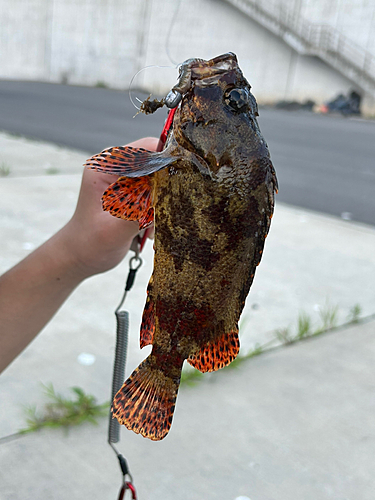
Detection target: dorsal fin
<box><xmin>140</xmin><ymin>274</ymin><xmax>155</xmax><ymax>348</ymax></box>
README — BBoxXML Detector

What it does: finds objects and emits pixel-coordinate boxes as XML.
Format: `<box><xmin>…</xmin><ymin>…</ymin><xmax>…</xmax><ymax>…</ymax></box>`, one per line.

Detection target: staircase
<box><xmin>225</xmin><ymin>0</ymin><xmax>375</xmax><ymax>96</ymax></box>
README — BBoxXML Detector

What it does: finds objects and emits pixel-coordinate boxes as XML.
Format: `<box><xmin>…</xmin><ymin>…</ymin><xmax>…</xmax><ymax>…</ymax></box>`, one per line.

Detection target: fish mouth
<box><xmin>166</xmin><ymin>53</ymin><xmax>239</xmax><ymax>106</ymax></box>
<box><xmin>189</xmin><ymin>53</ymin><xmax>239</xmax><ymax>82</ymax></box>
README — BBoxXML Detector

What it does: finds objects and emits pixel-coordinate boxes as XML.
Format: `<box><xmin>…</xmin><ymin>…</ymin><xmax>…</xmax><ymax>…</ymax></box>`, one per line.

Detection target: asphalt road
<box><xmin>0</xmin><ymin>80</ymin><xmax>374</xmax><ymax>226</ymax></box>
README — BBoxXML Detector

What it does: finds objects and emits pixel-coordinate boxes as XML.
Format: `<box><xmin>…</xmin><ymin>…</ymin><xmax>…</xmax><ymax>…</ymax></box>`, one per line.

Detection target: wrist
<box><xmin>58</xmin><ymin>217</ymin><xmax>139</xmax><ymax>280</ymax></box>
<box><xmin>43</xmin><ymin>225</ymin><xmax>91</xmax><ymax>285</ymax></box>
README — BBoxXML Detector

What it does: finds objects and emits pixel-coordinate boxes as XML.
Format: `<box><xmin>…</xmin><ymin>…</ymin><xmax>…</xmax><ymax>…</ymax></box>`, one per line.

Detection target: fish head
<box><xmin>172</xmin><ymin>52</ymin><xmax>268</xmax><ymax>173</ymax></box>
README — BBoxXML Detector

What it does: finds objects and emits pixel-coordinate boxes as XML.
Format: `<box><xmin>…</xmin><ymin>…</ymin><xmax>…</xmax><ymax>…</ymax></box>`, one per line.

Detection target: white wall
<box><xmin>301</xmin><ymin>0</ymin><xmax>375</xmax><ymax>54</ymax></box>
<box><xmin>0</xmin><ymin>0</ymin><xmax>374</xmax><ymax>113</ymax></box>
<box><xmin>0</xmin><ymin>0</ymin><xmax>146</xmax><ymax>87</ymax></box>
<box><xmin>140</xmin><ymin>0</ymin><xmax>362</xmax><ymax>106</ymax></box>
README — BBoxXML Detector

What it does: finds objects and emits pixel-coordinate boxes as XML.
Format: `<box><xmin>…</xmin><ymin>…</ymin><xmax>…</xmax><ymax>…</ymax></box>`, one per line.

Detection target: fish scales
<box><xmin>85</xmin><ymin>52</ymin><xmax>277</xmax><ymax>441</ymax></box>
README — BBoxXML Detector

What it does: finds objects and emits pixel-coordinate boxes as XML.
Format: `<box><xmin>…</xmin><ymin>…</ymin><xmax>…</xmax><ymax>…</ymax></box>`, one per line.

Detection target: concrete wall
<box><xmin>0</xmin><ymin>0</ymin><xmax>147</xmax><ymax>86</ymax></box>
<box><xmin>301</xmin><ymin>0</ymin><xmax>375</xmax><ymax>53</ymax></box>
<box><xmin>0</xmin><ymin>0</ymin><xmax>374</xmax><ymax>112</ymax></box>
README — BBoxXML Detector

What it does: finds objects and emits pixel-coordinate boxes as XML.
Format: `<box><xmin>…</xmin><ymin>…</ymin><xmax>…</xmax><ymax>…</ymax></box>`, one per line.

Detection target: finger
<box><xmin>126</xmin><ymin>137</ymin><xmax>159</xmax><ymax>151</ymax></box>
<box><xmin>83</xmin><ymin>166</ymin><xmax>119</xmax><ymax>189</ymax></box>
<box><xmin>146</xmin><ymin>226</ymin><xmax>155</xmax><ymax>240</ymax></box>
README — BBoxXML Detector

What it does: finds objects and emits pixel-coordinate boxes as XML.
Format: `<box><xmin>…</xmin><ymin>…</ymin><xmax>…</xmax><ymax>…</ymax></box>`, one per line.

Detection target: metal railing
<box><xmin>226</xmin><ymin>0</ymin><xmax>375</xmax><ymax>95</ymax></box>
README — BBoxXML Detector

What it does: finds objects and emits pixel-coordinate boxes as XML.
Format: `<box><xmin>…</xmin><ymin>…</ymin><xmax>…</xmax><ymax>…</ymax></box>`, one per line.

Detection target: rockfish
<box><xmin>85</xmin><ymin>53</ymin><xmax>278</xmax><ymax>440</ymax></box>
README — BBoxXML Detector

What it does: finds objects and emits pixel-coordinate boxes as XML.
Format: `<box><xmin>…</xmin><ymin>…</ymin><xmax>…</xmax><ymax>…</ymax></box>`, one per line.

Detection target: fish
<box><xmin>85</xmin><ymin>52</ymin><xmax>278</xmax><ymax>441</ymax></box>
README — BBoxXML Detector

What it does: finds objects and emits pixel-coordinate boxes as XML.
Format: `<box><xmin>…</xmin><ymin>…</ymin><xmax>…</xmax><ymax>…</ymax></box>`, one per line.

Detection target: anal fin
<box><xmin>102</xmin><ymin>176</ymin><xmax>153</xmax><ymax>229</ymax></box>
<box><xmin>188</xmin><ymin>329</ymin><xmax>240</xmax><ymax>373</ymax></box>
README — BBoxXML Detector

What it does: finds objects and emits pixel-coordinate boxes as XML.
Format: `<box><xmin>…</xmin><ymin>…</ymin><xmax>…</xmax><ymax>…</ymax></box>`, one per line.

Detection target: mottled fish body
<box><xmin>86</xmin><ymin>53</ymin><xmax>277</xmax><ymax>440</ymax></box>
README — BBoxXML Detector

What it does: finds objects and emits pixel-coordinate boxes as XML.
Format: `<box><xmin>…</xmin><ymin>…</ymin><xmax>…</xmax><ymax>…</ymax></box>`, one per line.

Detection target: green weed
<box><xmin>319</xmin><ymin>302</ymin><xmax>338</xmax><ymax>331</ymax></box>
<box><xmin>20</xmin><ymin>384</ymin><xmax>109</xmax><ymax>434</ymax></box>
<box><xmin>347</xmin><ymin>303</ymin><xmax>362</xmax><ymax>324</ymax></box>
<box><xmin>0</xmin><ymin>162</ymin><xmax>10</xmax><ymax>177</ymax></box>
<box><xmin>296</xmin><ymin>311</ymin><xmax>312</xmax><ymax>340</ymax></box>
<box><xmin>45</xmin><ymin>167</ymin><xmax>60</xmax><ymax>175</ymax></box>
<box><xmin>180</xmin><ymin>367</ymin><xmax>204</xmax><ymax>387</ymax></box>
<box><xmin>274</xmin><ymin>327</ymin><xmax>294</xmax><ymax>345</ymax></box>
<box><xmin>225</xmin><ymin>343</ymin><xmax>264</xmax><ymax>370</ymax></box>
<box><xmin>247</xmin><ymin>343</ymin><xmax>264</xmax><ymax>358</ymax></box>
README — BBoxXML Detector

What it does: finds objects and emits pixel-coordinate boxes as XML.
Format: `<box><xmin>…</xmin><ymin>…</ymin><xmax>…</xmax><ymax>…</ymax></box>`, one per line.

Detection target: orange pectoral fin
<box><xmin>187</xmin><ymin>329</ymin><xmax>240</xmax><ymax>373</ymax></box>
<box><xmin>103</xmin><ymin>176</ymin><xmax>154</xmax><ymax>229</ymax></box>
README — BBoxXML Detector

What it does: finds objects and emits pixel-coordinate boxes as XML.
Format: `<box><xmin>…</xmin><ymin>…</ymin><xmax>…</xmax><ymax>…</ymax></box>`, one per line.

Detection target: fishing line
<box><xmin>128</xmin><ymin>0</ymin><xmax>184</xmax><ymax>111</ymax></box>
<box><xmin>128</xmin><ymin>64</ymin><xmax>177</xmax><ymax>111</ymax></box>
<box><xmin>165</xmin><ymin>0</ymin><xmax>184</xmax><ymax>66</ymax></box>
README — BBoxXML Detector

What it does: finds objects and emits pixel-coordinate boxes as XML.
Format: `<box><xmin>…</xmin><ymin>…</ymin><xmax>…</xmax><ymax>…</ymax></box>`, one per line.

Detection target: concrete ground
<box><xmin>0</xmin><ymin>131</ymin><xmax>374</xmax><ymax>499</ymax></box>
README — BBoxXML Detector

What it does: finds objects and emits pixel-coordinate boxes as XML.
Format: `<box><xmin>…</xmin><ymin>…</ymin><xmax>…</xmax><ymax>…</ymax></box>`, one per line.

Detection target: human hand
<box><xmin>61</xmin><ymin>136</ymin><xmax>158</xmax><ymax>278</ymax></box>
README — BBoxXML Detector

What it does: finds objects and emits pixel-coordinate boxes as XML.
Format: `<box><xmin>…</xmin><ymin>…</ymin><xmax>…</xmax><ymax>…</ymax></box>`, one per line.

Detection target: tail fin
<box><xmin>112</xmin><ymin>355</ymin><xmax>181</xmax><ymax>441</ymax></box>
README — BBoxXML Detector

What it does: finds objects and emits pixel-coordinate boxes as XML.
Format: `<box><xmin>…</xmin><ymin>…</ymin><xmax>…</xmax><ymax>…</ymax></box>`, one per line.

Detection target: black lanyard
<box><xmin>108</xmin><ymin>240</ymin><xmax>143</xmax><ymax>500</ymax></box>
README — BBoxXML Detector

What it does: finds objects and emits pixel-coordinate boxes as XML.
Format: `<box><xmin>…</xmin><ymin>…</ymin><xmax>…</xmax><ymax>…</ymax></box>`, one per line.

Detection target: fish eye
<box><xmin>226</xmin><ymin>88</ymin><xmax>249</xmax><ymax>110</ymax></box>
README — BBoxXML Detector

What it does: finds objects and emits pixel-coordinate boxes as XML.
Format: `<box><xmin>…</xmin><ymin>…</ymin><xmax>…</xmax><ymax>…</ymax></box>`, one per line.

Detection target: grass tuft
<box><xmin>0</xmin><ymin>162</ymin><xmax>11</xmax><ymax>177</ymax></box>
<box><xmin>318</xmin><ymin>302</ymin><xmax>339</xmax><ymax>331</ymax></box>
<box><xmin>45</xmin><ymin>167</ymin><xmax>60</xmax><ymax>175</ymax></box>
<box><xmin>180</xmin><ymin>367</ymin><xmax>205</xmax><ymax>387</ymax></box>
<box><xmin>274</xmin><ymin>327</ymin><xmax>294</xmax><ymax>345</ymax></box>
<box><xmin>347</xmin><ymin>303</ymin><xmax>362</xmax><ymax>324</ymax></box>
<box><xmin>20</xmin><ymin>384</ymin><xmax>109</xmax><ymax>434</ymax></box>
<box><xmin>225</xmin><ymin>343</ymin><xmax>265</xmax><ymax>370</ymax></box>
<box><xmin>296</xmin><ymin>311</ymin><xmax>312</xmax><ymax>339</ymax></box>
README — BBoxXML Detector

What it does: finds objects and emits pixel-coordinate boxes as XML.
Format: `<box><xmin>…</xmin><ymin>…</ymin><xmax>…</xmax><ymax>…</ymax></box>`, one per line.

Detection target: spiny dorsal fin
<box><xmin>85</xmin><ymin>144</ymin><xmax>180</xmax><ymax>177</ymax></box>
<box><xmin>140</xmin><ymin>274</ymin><xmax>155</xmax><ymax>348</ymax></box>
